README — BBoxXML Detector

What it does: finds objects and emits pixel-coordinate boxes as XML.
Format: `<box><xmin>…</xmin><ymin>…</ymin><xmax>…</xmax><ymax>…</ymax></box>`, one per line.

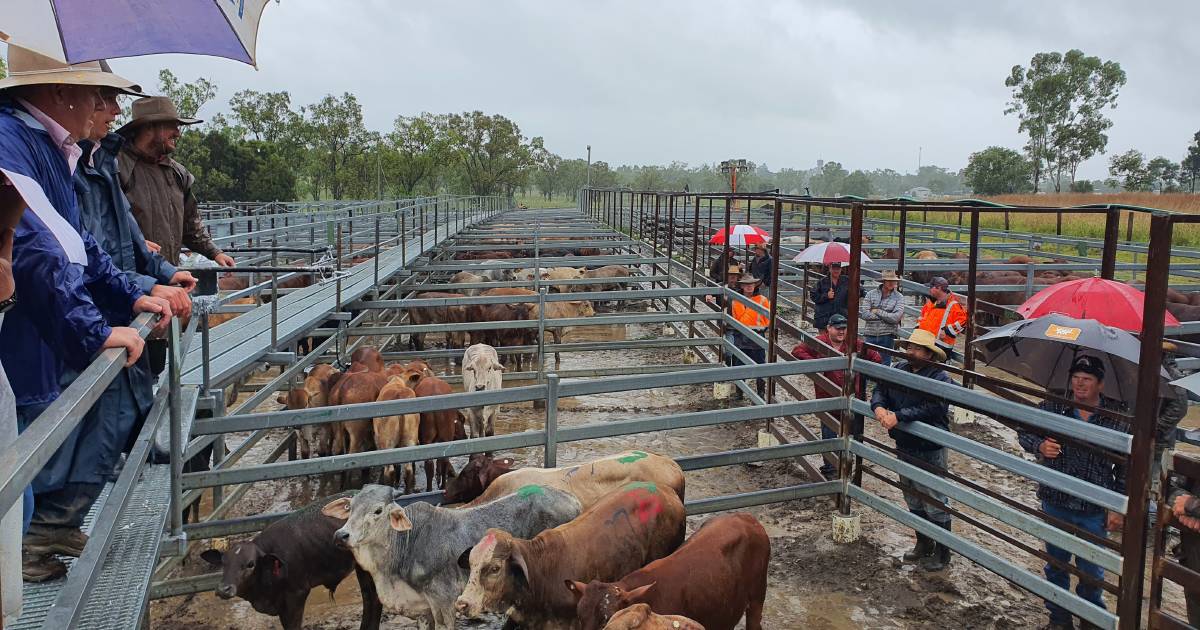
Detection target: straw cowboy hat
<box><xmin>736</xmin><ymin>273</ymin><xmax>761</xmax><ymax>285</ymax></box>
<box><xmin>879</xmin><ymin>270</ymin><xmax>900</xmax><ymax>282</ymax></box>
<box><xmin>116</xmin><ymin>96</ymin><xmax>202</xmax><ymax>136</ymax></box>
<box><xmin>899</xmin><ymin>329</ymin><xmax>946</xmax><ymax>362</ymax></box>
<box><xmin>0</xmin><ymin>45</ymin><xmax>144</xmax><ymax>95</ymax></box>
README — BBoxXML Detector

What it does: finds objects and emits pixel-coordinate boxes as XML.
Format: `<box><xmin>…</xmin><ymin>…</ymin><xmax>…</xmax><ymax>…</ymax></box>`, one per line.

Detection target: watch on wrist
<box><xmin>0</xmin><ymin>292</ymin><xmax>16</xmax><ymax>315</ymax></box>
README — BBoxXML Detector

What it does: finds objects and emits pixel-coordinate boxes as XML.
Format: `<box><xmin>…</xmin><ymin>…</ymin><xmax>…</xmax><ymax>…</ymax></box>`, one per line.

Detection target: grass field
<box><xmin>515</xmin><ymin>194</ymin><xmax>577</xmax><ymax>209</ymax></box>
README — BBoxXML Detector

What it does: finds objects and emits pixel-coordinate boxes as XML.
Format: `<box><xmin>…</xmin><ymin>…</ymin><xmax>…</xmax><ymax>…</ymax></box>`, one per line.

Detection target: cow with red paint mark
<box><xmin>454</xmin><ymin>482</ymin><xmax>686</xmax><ymax>628</ymax></box>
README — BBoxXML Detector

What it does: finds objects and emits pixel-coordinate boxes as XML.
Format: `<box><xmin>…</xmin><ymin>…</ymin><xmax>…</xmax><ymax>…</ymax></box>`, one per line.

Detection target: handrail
<box><xmin>0</xmin><ymin>311</ymin><xmax>159</xmax><ymax>517</ymax></box>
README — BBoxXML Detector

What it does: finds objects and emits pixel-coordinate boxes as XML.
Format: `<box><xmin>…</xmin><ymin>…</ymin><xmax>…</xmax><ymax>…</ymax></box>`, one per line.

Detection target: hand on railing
<box><xmin>103</xmin><ymin>326</ymin><xmax>147</xmax><ymax>367</ymax></box>
<box><xmin>133</xmin><ymin>295</ymin><xmax>174</xmax><ymax>335</ymax></box>
<box><xmin>151</xmin><ymin>285</ymin><xmax>193</xmax><ymax>320</ymax></box>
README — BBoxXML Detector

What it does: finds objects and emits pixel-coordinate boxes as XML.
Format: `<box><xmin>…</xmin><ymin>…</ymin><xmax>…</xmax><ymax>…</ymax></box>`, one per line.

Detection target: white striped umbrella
<box><xmin>709</xmin><ymin>225</ymin><xmax>770</xmax><ymax>247</ymax></box>
<box><xmin>792</xmin><ymin>241</ymin><xmax>872</xmax><ymax>265</ymax></box>
<box><xmin>0</xmin><ymin>0</ymin><xmax>275</xmax><ymax>66</ymax></box>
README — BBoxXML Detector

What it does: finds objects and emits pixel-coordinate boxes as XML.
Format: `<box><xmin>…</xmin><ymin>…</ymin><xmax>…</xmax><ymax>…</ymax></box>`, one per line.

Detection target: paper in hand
<box><xmin>0</xmin><ymin>167</ymin><xmax>87</xmax><ymax>265</ymax></box>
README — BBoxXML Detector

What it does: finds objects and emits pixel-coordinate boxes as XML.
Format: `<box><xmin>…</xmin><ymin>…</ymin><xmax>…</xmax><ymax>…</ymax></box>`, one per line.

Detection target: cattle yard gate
<box><xmin>0</xmin><ymin>191</ymin><xmax>1196</xmax><ymax>629</ymax></box>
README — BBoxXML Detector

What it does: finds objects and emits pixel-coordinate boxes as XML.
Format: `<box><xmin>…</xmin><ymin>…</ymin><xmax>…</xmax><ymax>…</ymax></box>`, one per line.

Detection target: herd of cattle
<box><xmin>202</xmin><ymin>451</ymin><xmax>768</xmax><ymax>630</ymax></box>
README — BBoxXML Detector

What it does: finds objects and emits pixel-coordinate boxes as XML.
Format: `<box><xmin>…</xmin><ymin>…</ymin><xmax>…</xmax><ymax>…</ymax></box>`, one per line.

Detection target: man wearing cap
<box><xmin>0</xmin><ymin>46</ymin><xmax>173</xmax><ymax>581</ymax></box>
<box><xmin>1017</xmin><ymin>355</ymin><xmax>1129</xmax><ymax>629</ymax></box>
<box><xmin>872</xmin><ymin>329</ymin><xmax>956</xmax><ymax>571</ymax></box>
<box><xmin>117</xmin><ymin>96</ymin><xmax>232</xmax><ymax>268</ymax></box>
<box><xmin>917</xmin><ymin>276</ymin><xmax>967</xmax><ymax>360</ymax></box>
<box><xmin>791</xmin><ymin>313</ymin><xmax>883</xmax><ymax>479</ymax></box>
<box><xmin>859</xmin><ymin>270</ymin><xmax>904</xmax><ymax>366</ymax></box>
<box><xmin>726</xmin><ymin>273</ymin><xmax>772</xmax><ymax>397</ymax></box>
<box><xmin>810</xmin><ymin>262</ymin><xmax>849</xmax><ymax>330</ymax></box>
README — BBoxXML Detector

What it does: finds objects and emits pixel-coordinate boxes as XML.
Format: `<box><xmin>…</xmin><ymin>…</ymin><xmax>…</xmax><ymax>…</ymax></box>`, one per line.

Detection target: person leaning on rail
<box><xmin>871</xmin><ymin>328</ymin><xmax>955</xmax><ymax>572</ymax></box>
<box><xmin>1017</xmin><ymin>355</ymin><xmax>1129</xmax><ymax>630</ymax></box>
<box><xmin>858</xmin><ymin>269</ymin><xmax>904</xmax><ymax>366</ymax></box>
<box><xmin>704</xmin><ymin>262</ymin><xmax>742</xmax><ymax>310</ymax></box>
<box><xmin>0</xmin><ymin>46</ymin><xmax>173</xmax><ymax>582</ymax></box>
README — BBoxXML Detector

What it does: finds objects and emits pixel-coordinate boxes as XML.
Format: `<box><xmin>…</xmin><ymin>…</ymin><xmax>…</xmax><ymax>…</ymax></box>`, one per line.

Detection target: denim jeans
<box><xmin>1041</xmin><ymin>500</ymin><xmax>1107</xmax><ymax>624</ymax></box>
<box><xmin>863</xmin><ymin>334</ymin><xmax>895</xmax><ymax>367</ymax></box>
<box><xmin>898</xmin><ymin>447</ymin><xmax>950</xmax><ymax>525</ymax></box>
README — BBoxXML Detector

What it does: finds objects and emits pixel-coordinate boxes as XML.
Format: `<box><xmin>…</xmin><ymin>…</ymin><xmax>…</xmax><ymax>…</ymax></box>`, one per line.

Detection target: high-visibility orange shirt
<box><xmin>918</xmin><ymin>294</ymin><xmax>968</xmax><ymax>346</ymax></box>
<box><xmin>732</xmin><ymin>295</ymin><xmax>771</xmax><ymax>328</ymax></box>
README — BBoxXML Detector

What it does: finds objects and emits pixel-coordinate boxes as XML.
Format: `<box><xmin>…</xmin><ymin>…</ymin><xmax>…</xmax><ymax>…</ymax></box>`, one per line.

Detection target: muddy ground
<box><xmin>150</xmin><ymin>318</ymin><xmax>1192</xmax><ymax>629</ymax></box>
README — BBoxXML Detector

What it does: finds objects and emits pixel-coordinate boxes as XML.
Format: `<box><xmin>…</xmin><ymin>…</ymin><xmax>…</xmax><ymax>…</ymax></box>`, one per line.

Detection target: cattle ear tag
<box><xmin>389</xmin><ymin>507</ymin><xmax>413</xmax><ymax>532</ymax></box>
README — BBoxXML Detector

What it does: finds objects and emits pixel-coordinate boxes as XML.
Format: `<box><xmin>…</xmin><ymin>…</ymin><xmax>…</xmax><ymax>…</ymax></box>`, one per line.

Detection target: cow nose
<box><xmin>334</xmin><ymin>529</ymin><xmax>350</xmax><ymax>548</ymax></box>
<box><xmin>454</xmin><ymin>599</ymin><xmax>470</xmax><ymax>615</ymax></box>
<box><xmin>216</xmin><ymin>584</ymin><xmax>235</xmax><ymax>599</ymax></box>
<box><xmin>474</xmin><ymin>384</ymin><xmax>485</xmax><ymax>391</ymax></box>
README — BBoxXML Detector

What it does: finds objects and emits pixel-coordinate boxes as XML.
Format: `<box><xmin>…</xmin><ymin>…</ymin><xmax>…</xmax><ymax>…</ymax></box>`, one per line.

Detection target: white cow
<box><xmin>460</xmin><ymin>344</ymin><xmax>504</xmax><ymax>438</ymax></box>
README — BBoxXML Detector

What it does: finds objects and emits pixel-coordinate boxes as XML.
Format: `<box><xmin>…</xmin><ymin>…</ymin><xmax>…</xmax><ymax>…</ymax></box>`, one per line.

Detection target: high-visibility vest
<box><xmin>732</xmin><ymin>295</ymin><xmax>771</xmax><ymax>328</ymax></box>
<box><xmin>918</xmin><ymin>294</ymin><xmax>967</xmax><ymax>346</ymax></box>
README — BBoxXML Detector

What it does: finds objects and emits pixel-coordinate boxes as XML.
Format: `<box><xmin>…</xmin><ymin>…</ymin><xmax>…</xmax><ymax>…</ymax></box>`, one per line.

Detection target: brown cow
<box><xmin>454</xmin><ymin>483</ymin><xmax>687</xmax><ymax>628</ymax></box>
<box><xmin>449</xmin><ymin>271</ymin><xmax>486</xmax><ymax>296</ymax></box>
<box><xmin>442</xmin><ymin>454</ymin><xmax>516</xmax><ymax>503</ymax></box>
<box><xmin>328</xmin><ymin>371</ymin><xmax>388</xmax><ymax>485</ymax></box>
<box><xmin>603</xmin><ymin>604</ymin><xmax>704</xmax><ymax>630</ymax></box>
<box><xmin>544</xmin><ymin>266</ymin><xmax>586</xmax><ymax>294</ymax></box>
<box><xmin>349</xmin><ymin>346</ymin><xmax>385</xmax><ymax>374</ymax></box>
<box><xmin>524</xmin><ymin>299</ymin><xmax>596</xmax><ymax>370</ymax></box>
<box><xmin>276</xmin><ymin>364</ymin><xmax>343</xmax><ymax>459</ymax></box>
<box><xmin>407</xmin><ymin>292</ymin><xmax>470</xmax><ymax>351</ymax></box>
<box><xmin>412</xmin><ymin>375</ymin><xmax>460</xmax><ymax>491</ymax></box>
<box><xmin>472</xmin><ymin>288</ymin><xmax>539</xmax><ymax>370</ymax></box>
<box><xmin>374</xmin><ymin>378</ymin><xmax>420</xmax><ymax>492</ymax></box>
<box><xmin>568</xmin><ymin>513</ymin><xmax>769</xmax><ymax>630</ymax></box>
<box><xmin>460</xmin><ymin>451</ymin><xmax>686</xmax><ymax>510</ymax></box>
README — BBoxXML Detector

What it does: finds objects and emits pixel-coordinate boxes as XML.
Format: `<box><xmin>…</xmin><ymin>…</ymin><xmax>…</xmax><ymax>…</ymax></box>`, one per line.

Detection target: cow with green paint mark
<box><xmin>325</xmin><ymin>484</ymin><xmax>580</xmax><ymax>629</ymax></box>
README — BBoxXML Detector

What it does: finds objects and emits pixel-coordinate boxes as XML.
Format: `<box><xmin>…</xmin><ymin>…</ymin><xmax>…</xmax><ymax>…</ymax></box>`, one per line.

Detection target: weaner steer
<box><xmin>603</xmin><ymin>604</ymin><xmax>705</xmax><ymax>630</ymax></box>
<box><xmin>568</xmin><ymin>512</ymin><xmax>769</xmax><ymax>630</ymax></box>
<box><xmin>455</xmin><ymin>482</ymin><xmax>686</xmax><ymax>629</ymax></box>
<box><xmin>200</xmin><ymin>492</ymin><xmax>381</xmax><ymax>630</ymax></box>
<box><xmin>326</xmin><ymin>483</ymin><xmax>581</xmax><ymax>629</ymax></box>
<box><xmin>460</xmin><ymin>343</ymin><xmax>504</xmax><ymax>439</ymax></box>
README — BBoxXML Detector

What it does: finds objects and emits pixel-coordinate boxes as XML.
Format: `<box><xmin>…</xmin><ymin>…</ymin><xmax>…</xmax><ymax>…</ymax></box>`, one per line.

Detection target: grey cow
<box><xmin>324</xmin><ymin>483</ymin><xmax>581</xmax><ymax>629</ymax></box>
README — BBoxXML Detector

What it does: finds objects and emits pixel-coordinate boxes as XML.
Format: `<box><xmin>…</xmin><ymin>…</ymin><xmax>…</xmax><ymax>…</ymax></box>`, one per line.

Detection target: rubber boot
<box><xmin>920</xmin><ymin>521</ymin><xmax>952</xmax><ymax>571</ymax></box>
<box><xmin>903</xmin><ymin>532</ymin><xmax>934</xmax><ymax>562</ymax></box>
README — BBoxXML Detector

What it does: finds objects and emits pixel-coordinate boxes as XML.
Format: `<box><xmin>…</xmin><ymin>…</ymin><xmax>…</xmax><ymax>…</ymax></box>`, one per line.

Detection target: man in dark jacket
<box><xmin>810</xmin><ymin>263</ymin><xmax>849</xmax><ymax>329</ymax></box>
<box><xmin>749</xmin><ymin>242</ymin><xmax>773</xmax><ymax>289</ymax></box>
<box><xmin>708</xmin><ymin>247</ymin><xmax>735</xmax><ymax>284</ymax></box>
<box><xmin>872</xmin><ymin>328</ymin><xmax>955</xmax><ymax>571</ymax></box>
<box><xmin>791</xmin><ymin>314</ymin><xmax>882</xmax><ymax>479</ymax></box>
<box><xmin>1017</xmin><ymin>355</ymin><xmax>1128</xmax><ymax>630</ymax></box>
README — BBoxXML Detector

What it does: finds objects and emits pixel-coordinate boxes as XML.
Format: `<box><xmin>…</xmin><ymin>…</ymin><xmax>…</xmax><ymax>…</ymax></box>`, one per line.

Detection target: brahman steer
<box><xmin>454</xmin><ymin>482</ymin><xmax>687</xmax><ymax>628</ymax></box>
<box><xmin>201</xmin><ymin>492</ymin><xmax>382</xmax><ymax>630</ymax></box>
<box><xmin>460</xmin><ymin>344</ymin><xmax>504</xmax><ymax>439</ymax></box>
<box><xmin>325</xmin><ymin>484</ymin><xmax>580</xmax><ymax>630</ymax></box>
<box><xmin>454</xmin><ymin>451</ymin><xmax>685</xmax><ymax>509</ymax></box>
<box><xmin>603</xmin><ymin>604</ymin><xmax>706</xmax><ymax>630</ymax></box>
<box><xmin>568</xmin><ymin>512</ymin><xmax>769</xmax><ymax>630</ymax></box>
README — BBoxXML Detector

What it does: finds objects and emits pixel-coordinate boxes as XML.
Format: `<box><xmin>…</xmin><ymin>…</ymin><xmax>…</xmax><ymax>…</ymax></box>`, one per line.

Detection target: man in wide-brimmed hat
<box><xmin>117</xmin><ymin>95</ymin><xmax>232</xmax><ymax>268</ymax></box>
<box><xmin>859</xmin><ymin>269</ymin><xmax>904</xmax><ymax>366</ymax></box>
<box><xmin>724</xmin><ymin>273</ymin><xmax>772</xmax><ymax>397</ymax></box>
<box><xmin>0</xmin><ymin>45</ymin><xmax>173</xmax><ymax>582</ymax></box>
<box><xmin>872</xmin><ymin>328</ymin><xmax>956</xmax><ymax>572</ymax></box>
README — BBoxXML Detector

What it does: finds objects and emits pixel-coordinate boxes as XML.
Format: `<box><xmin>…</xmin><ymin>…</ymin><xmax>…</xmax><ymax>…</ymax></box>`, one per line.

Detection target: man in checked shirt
<box><xmin>1018</xmin><ymin>355</ymin><xmax>1130</xmax><ymax>630</ymax></box>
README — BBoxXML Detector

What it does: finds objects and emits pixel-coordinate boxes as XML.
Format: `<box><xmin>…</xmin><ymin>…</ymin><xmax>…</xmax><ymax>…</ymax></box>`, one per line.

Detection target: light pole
<box><xmin>719</xmin><ymin>158</ymin><xmax>750</xmax><ymax>193</ymax></box>
<box><xmin>586</xmin><ymin>145</ymin><xmax>592</xmax><ymax>187</ymax></box>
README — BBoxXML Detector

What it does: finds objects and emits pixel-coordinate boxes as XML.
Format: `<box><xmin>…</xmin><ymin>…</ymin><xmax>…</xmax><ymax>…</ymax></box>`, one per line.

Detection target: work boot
<box><xmin>22</xmin><ymin>550</ymin><xmax>67</xmax><ymax>582</ymax></box>
<box><xmin>920</xmin><ymin>521</ymin><xmax>952</xmax><ymax>572</ymax></box>
<box><xmin>24</xmin><ymin>526</ymin><xmax>89</xmax><ymax>558</ymax></box>
<box><xmin>903</xmin><ymin>532</ymin><xmax>935</xmax><ymax>562</ymax></box>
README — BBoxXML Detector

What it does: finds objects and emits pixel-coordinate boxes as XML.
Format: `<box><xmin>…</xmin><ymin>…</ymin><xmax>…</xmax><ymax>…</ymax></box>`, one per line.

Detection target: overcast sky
<box><xmin>94</xmin><ymin>1</ymin><xmax>1200</xmax><ymax>180</ymax></box>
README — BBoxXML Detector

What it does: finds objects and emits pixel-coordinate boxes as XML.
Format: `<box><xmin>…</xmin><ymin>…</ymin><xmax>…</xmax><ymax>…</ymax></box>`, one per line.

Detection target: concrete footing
<box><xmin>713</xmin><ymin>381</ymin><xmax>734</xmax><ymax>399</ymax></box>
<box><xmin>832</xmin><ymin>513</ymin><xmax>862</xmax><ymax>543</ymax></box>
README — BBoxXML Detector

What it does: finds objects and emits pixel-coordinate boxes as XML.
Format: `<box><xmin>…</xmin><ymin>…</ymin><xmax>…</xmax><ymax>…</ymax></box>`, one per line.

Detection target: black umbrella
<box><xmin>973</xmin><ymin>313</ymin><xmax>1171</xmax><ymax>404</ymax></box>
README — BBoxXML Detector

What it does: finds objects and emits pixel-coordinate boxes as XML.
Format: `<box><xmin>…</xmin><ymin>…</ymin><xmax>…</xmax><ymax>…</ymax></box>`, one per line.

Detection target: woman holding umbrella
<box><xmin>810</xmin><ymin>262</ymin><xmax>849</xmax><ymax>330</ymax></box>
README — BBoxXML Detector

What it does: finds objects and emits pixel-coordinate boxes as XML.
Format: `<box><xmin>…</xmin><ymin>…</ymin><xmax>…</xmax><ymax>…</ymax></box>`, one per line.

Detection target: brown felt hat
<box><xmin>116</xmin><ymin>96</ymin><xmax>202</xmax><ymax>135</ymax></box>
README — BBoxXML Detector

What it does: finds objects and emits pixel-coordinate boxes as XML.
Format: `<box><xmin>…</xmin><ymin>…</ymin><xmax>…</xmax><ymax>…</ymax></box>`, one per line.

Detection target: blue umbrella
<box><xmin>0</xmin><ymin>0</ymin><xmax>276</xmax><ymax>66</ymax></box>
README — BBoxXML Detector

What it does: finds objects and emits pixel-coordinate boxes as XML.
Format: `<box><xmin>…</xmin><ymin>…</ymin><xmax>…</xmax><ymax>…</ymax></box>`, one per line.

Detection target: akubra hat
<box><xmin>0</xmin><ymin>45</ymin><xmax>144</xmax><ymax>95</ymax></box>
<box><xmin>117</xmin><ymin>96</ymin><xmax>202</xmax><ymax>136</ymax></box>
<box><xmin>899</xmin><ymin>329</ymin><xmax>947</xmax><ymax>362</ymax></box>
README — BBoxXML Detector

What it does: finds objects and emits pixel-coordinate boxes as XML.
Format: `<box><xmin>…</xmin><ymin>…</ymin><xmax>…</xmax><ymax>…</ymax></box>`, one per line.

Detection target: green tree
<box><xmin>156</xmin><ymin>69</ymin><xmax>218</xmax><ymax>119</ymax></box>
<box><xmin>1182</xmin><ymin>131</ymin><xmax>1200</xmax><ymax>193</ymax></box>
<box><xmin>1069</xmin><ymin>179</ymin><xmax>1095</xmax><ymax>193</ymax></box>
<box><xmin>962</xmin><ymin>146</ymin><xmax>1034</xmax><ymax>195</ymax></box>
<box><xmin>1148</xmin><ymin>157</ymin><xmax>1181</xmax><ymax>192</ymax></box>
<box><xmin>0</xmin><ymin>56</ymin><xmax>7</xmax><ymax>80</ymax></box>
<box><xmin>843</xmin><ymin>170</ymin><xmax>872</xmax><ymax>197</ymax></box>
<box><xmin>810</xmin><ymin>161</ymin><xmax>848</xmax><ymax>196</ymax></box>
<box><xmin>388</xmin><ymin>112</ymin><xmax>445</xmax><ymax>195</ymax></box>
<box><xmin>529</xmin><ymin>138</ymin><xmax>563</xmax><ymax>200</ymax></box>
<box><xmin>1005</xmin><ymin>50</ymin><xmax>1126</xmax><ymax>192</ymax></box>
<box><xmin>444</xmin><ymin>111</ymin><xmax>533</xmax><ymax>196</ymax></box>
<box><xmin>305</xmin><ymin>93</ymin><xmax>370</xmax><ymax>199</ymax></box>
<box><xmin>228</xmin><ymin>89</ymin><xmax>299</xmax><ymax>143</ymax></box>
<box><xmin>1108</xmin><ymin>149</ymin><xmax>1153</xmax><ymax>191</ymax></box>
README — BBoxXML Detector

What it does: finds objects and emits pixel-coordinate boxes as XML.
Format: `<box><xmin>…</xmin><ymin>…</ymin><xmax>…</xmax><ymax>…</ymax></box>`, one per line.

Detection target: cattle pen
<box><xmin>0</xmin><ymin>192</ymin><xmax>1197</xmax><ymax>629</ymax></box>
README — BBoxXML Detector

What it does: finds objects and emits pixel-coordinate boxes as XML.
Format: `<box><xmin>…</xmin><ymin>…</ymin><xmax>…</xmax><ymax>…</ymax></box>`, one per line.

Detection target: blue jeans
<box><xmin>899</xmin><ymin>447</ymin><xmax>950</xmax><ymax>525</ymax></box>
<box><xmin>1041</xmin><ymin>501</ymin><xmax>1107</xmax><ymax>623</ymax></box>
<box><xmin>863</xmin><ymin>334</ymin><xmax>895</xmax><ymax>366</ymax></box>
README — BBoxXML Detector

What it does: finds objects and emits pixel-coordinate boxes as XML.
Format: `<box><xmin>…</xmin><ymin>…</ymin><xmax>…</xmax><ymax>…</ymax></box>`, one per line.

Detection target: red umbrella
<box><xmin>709</xmin><ymin>225</ymin><xmax>770</xmax><ymax>246</ymax></box>
<box><xmin>792</xmin><ymin>241</ymin><xmax>873</xmax><ymax>265</ymax></box>
<box><xmin>1017</xmin><ymin>277</ymin><xmax>1181</xmax><ymax>331</ymax></box>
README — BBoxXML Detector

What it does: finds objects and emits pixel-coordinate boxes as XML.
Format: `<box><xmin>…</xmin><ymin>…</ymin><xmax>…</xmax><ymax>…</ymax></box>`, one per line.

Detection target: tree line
<box><xmin>964</xmin><ymin>50</ymin><xmax>1200</xmax><ymax>195</ymax></box>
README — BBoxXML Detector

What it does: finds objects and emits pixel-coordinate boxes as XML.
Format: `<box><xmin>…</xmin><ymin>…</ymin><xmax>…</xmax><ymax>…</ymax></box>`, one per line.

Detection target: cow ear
<box><xmin>457</xmin><ymin>547</ymin><xmax>472</xmax><ymax>570</ymax></box>
<box><xmin>477</xmin><ymin>465</ymin><xmax>492</xmax><ymax>490</ymax></box>
<box><xmin>321</xmin><ymin>497</ymin><xmax>352</xmax><ymax>521</ymax></box>
<box><xmin>622</xmin><ymin>582</ymin><xmax>656</xmax><ymax>604</ymax></box>
<box><xmin>389</xmin><ymin>506</ymin><xmax>413</xmax><ymax>532</ymax></box>
<box><xmin>262</xmin><ymin>553</ymin><xmax>285</xmax><ymax>582</ymax></box>
<box><xmin>509</xmin><ymin>546</ymin><xmax>531</xmax><ymax>587</ymax></box>
<box><xmin>564</xmin><ymin>580</ymin><xmax>588</xmax><ymax>604</ymax></box>
<box><xmin>275</xmin><ymin>394</ymin><xmax>286</xmax><ymax>405</ymax></box>
<box><xmin>492</xmin><ymin>360</ymin><xmax>505</xmax><ymax>372</ymax></box>
<box><xmin>200</xmin><ymin>549</ymin><xmax>223</xmax><ymax>566</ymax></box>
